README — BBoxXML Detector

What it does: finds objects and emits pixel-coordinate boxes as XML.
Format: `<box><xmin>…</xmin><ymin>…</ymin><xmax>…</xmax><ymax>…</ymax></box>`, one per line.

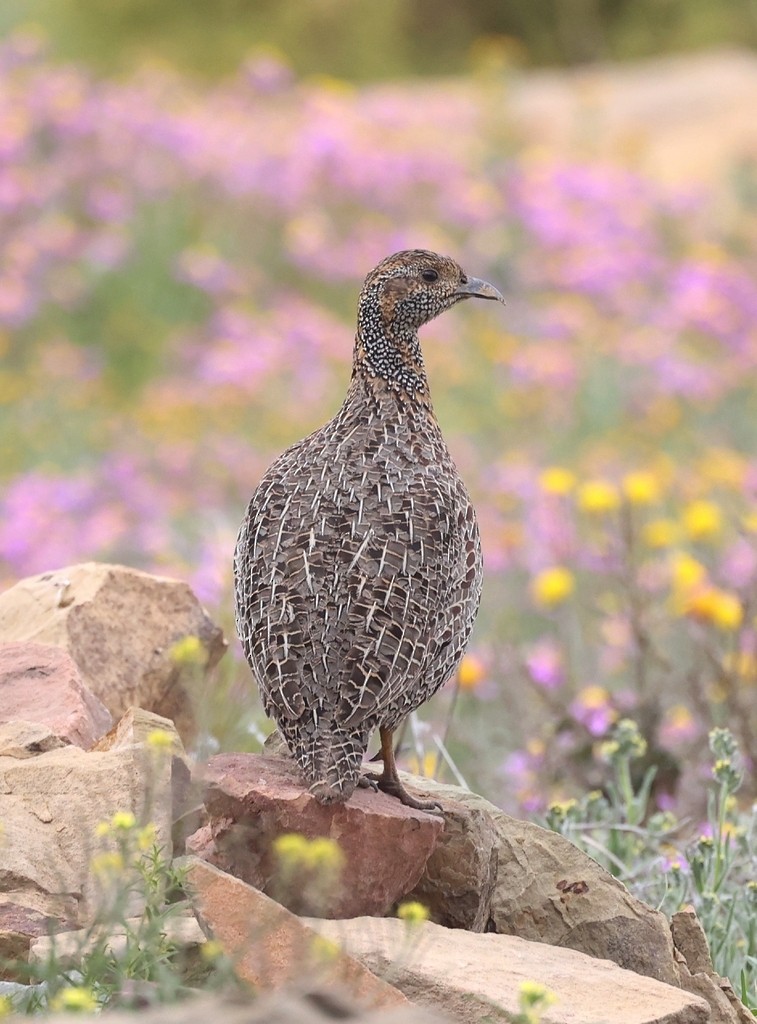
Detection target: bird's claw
<box><xmin>357</xmin><ymin>774</ymin><xmax>379</xmax><ymax>792</ymax></box>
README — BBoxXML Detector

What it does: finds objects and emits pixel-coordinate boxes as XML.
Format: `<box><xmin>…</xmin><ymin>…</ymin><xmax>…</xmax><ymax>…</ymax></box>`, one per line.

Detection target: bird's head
<box><xmin>359</xmin><ymin>249</ymin><xmax>504</xmax><ymax>334</ymax></box>
<box><xmin>354</xmin><ymin>249</ymin><xmax>504</xmax><ymax>398</ymax></box>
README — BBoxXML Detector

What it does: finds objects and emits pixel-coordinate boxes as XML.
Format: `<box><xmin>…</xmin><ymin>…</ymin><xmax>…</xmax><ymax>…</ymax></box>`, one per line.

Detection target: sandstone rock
<box><xmin>405</xmin><ymin>794</ymin><xmax>498</xmax><ymax>931</ymax></box>
<box><xmin>0</xmin><ymin>564</ymin><xmax>227</xmax><ymax>744</ymax></box>
<box><xmin>9</xmin><ymin>991</ymin><xmax>444</xmax><ymax>1024</ymax></box>
<box><xmin>0</xmin><ymin>721</ymin><xmax>67</xmax><ymax>759</ymax></box>
<box><xmin>672</xmin><ymin>906</ymin><xmax>715</xmax><ymax>975</ymax></box>
<box><xmin>406</xmin><ymin>775</ymin><xmax>680</xmax><ymax>986</ymax></box>
<box><xmin>0</xmin><ymin>643</ymin><xmax>111</xmax><ymax>749</ymax></box>
<box><xmin>29</xmin><ymin>913</ymin><xmax>206</xmax><ymax>974</ymax></box>
<box><xmin>309</xmin><ymin>916</ymin><xmax>710</xmax><ymax>1024</ymax></box>
<box><xmin>181</xmin><ymin>857</ymin><xmax>408</xmax><ymax>1009</ymax></box>
<box><xmin>0</xmin><ymin>710</ymin><xmax>180</xmax><ymax>926</ymax></box>
<box><xmin>672</xmin><ymin>907</ymin><xmax>753</xmax><ymax>1024</ymax></box>
<box><xmin>186</xmin><ymin>754</ymin><xmax>442</xmax><ymax>918</ymax></box>
<box><xmin>0</xmin><ymin>902</ymin><xmax>74</xmax><ymax>981</ymax></box>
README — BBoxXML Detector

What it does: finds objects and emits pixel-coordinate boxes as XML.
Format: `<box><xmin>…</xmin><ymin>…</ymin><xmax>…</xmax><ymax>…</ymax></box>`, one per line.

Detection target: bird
<box><xmin>234</xmin><ymin>249</ymin><xmax>504</xmax><ymax>810</ymax></box>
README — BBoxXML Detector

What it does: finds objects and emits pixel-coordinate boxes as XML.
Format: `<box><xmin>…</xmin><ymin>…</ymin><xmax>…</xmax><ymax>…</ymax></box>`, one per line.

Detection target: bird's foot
<box><xmin>357</xmin><ymin>774</ymin><xmax>379</xmax><ymax>792</ymax></box>
<box><xmin>364</xmin><ymin>772</ymin><xmax>443</xmax><ymax>814</ymax></box>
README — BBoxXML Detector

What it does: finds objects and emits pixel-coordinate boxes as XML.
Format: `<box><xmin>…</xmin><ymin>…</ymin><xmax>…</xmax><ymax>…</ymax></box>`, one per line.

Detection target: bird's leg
<box><xmin>370</xmin><ymin>726</ymin><xmax>443</xmax><ymax>813</ymax></box>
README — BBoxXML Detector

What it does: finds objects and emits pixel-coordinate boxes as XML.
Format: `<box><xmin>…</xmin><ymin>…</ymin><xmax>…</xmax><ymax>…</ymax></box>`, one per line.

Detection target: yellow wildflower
<box><xmin>397</xmin><ymin>900</ymin><xmax>429</xmax><ymax>923</ymax></box>
<box><xmin>146</xmin><ymin>728</ymin><xmax>177</xmax><ymax>752</ymax></box>
<box><xmin>684</xmin><ymin>588</ymin><xmax>742</xmax><ymax>630</ymax></box>
<box><xmin>305</xmin><ymin>837</ymin><xmax>344</xmax><ymax>872</ymax></box>
<box><xmin>576</xmin><ymin>684</ymin><xmax>610</xmax><ymax>709</ymax></box>
<box><xmin>622</xmin><ymin>471</ymin><xmax>660</xmax><ymax>505</ymax></box>
<box><xmin>643</xmin><ymin>518</ymin><xmax>680</xmax><ymax>548</ymax></box>
<box><xmin>519</xmin><ymin>979</ymin><xmax>557</xmax><ymax>1023</ymax></box>
<box><xmin>547</xmin><ymin>798</ymin><xmax>577</xmax><ymax>817</ymax></box>
<box><xmin>0</xmin><ymin>996</ymin><xmax>11</xmax><ymax>1018</ymax></box>
<box><xmin>310</xmin><ymin>935</ymin><xmax>340</xmax><ymax>962</ymax></box>
<box><xmin>742</xmin><ymin>511</ymin><xmax>757</xmax><ymax>534</ymax></box>
<box><xmin>458</xmin><ymin>654</ymin><xmax>486</xmax><ymax>690</ymax></box>
<box><xmin>169</xmin><ymin>634</ymin><xmax>208</xmax><ymax>666</ymax></box>
<box><xmin>682</xmin><ymin>500</ymin><xmax>722</xmax><ymax>541</ymax></box>
<box><xmin>272</xmin><ymin>833</ymin><xmax>344</xmax><ymax>873</ymax></box>
<box><xmin>50</xmin><ymin>987</ymin><xmax>98</xmax><ymax>1013</ymax></box>
<box><xmin>531</xmin><ymin>567</ymin><xmax>575</xmax><ymax>607</ymax></box>
<box><xmin>539</xmin><ymin>466</ymin><xmax>576</xmax><ymax>496</ymax></box>
<box><xmin>92</xmin><ymin>851</ymin><xmax>125</xmax><ymax>876</ymax></box>
<box><xmin>519</xmin><ymin>979</ymin><xmax>557</xmax><ymax>1005</ymax></box>
<box><xmin>670</xmin><ymin>552</ymin><xmax>707</xmax><ymax>592</ymax></box>
<box><xmin>273</xmin><ymin>832</ymin><xmax>309</xmax><ymax>864</ymax></box>
<box><xmin>110</xmin><ymin>810</ymin><xmax>136</xmax><ymax>831</ymax></box>
<box><xmin>577</xmin><ymin>479</ymin><xmax>620</xmax><ymax>514</ymax></box>
<box><xmin>136</xmin><ymin>823</ymin><xmax>158</xmax><ymax>851</ymax></box>
<box><xmin>200</xmin><ymin>939</ymin><xmax>225</xmax><ymax>961</ymax></box>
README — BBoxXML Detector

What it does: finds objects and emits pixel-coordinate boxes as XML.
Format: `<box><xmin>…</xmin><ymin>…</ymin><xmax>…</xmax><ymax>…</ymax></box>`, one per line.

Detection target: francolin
<box><xmin>234</xmin><ymin>250</ymin><xmax>504</xmax><ymax>810</ymax></box>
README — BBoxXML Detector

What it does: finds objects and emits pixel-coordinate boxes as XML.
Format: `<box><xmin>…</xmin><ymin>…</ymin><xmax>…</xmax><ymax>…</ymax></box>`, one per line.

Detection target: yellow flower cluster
<box><xmin>539</xmin><ymin>466</ymin><xmax>576</xmax><ymax>496</ymax></box>
<box><xmin>531</xmin><ymin>567</ymin><xmax>574</xmax><ymax>607</ymax></box>
<box><xmin>169</xmin><ymin>634</ymin><xmax>208</xmax><ymax>666</ymax></box>
<box><xmin>577</xmin><ymin>479</ymin><xmax>620</xmax><ymax>514</ymax></box>
<box><xmin>668</xmin><ymin>552</ymin><xmax>742</xmax><ymax>630</ymax></box>
<box><xmin>458</xmin><ymin>653</ymin><xmax>486</xmax><ymax>690</ymax></box>
<box><xmin>50</xmin><ymin>987</ymin><xmax>98</xmax><ymax>1013</ymax></box>
<box><xmin>146</xmin><ymin>727</ymin><xmax>178</xmax><ymax>752</ymax></box>
<box><xmin>683</xmin><ymin>588</ymin><xmax>743</xmax><ymax>630</ymax></box>
<box><xmin>273</xmin><ymin>832</ymin><xmax>344</xmax><ymax>873</ymax></box>
<box><xmin>95</xmin><ymin>810</ymin><xmax>136</xmax><ymax>836</ymax></box>
<box><xmin>682</xmin><ymin>500</ymin><xmax>722</xmax><ymax>541</ymax></box>
<box><xmin>396</xmin><ymin>900</ymin><xmax>429</xmax><ymax>923</ymax></box>
<box><xmin>518</xmin><ymin>980</ymin><xmax>557</xmax><ymax>1024</ymax></box>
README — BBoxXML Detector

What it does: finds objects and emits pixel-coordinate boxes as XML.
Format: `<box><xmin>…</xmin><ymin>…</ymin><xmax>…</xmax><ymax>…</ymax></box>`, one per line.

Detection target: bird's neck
<box><xmin>352</xmin><ymin>293</ymin><xmax>430</xmax><ymax>402</ymax></box>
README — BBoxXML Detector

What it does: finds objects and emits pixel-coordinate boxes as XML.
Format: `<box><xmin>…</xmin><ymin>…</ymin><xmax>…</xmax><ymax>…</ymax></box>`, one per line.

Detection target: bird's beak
<box><xmin>455</xmin><ymin>277</ymin><xmax>506</xmax><ymax>304</ymax></box>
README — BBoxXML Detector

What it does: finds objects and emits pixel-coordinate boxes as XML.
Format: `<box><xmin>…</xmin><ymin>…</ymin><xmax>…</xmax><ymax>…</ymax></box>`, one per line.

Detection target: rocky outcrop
<box><xmin>0</xmin><ymin>563</ymin><xmax>227</xmax><ymax>744</ymax></box>
<box><xmin>23</xmin><ymin>991</ymin><xmax>444</xmax><ymax>1024</ymax></box>
<box><xmin>0</xmin><ymin>642</ymin><xmax>111</xmax><ymax>749</ymax></box>
<box><xmin>0</xmin><ymin>708</ymin><xmax>182</xmax><ymax>945</ymax></box>
<box><xmin>186</xmin><ymin>753</ymin><xmax>443</xmax><ymax>918</ymax></box>
<box><xmin>404</xmin><ymin>776</ymin><xmax>680</xmax><ymax>986</ymax></box>
<box><xmin>672</xmin><ymin>907</ymin><xmax>756</xmax><ymax>1024</ymax></box>
<box><xmin>181</xmin><ymin>857</ymin><xmax>408</xmax><ymax>1008</ymax></box>
<box><xmin>308</xmin><ymin>916</ymin><xmax>710</xmax><ymax>1024</ymax></box>
<box><xmin>1</xmin><ymin>562</ymin><xmax>753</xmax><ymax>1023</ymax></box>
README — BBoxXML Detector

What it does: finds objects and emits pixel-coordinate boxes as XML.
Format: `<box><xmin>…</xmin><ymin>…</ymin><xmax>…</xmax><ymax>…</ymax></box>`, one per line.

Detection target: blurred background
<box><xmin>1</xmin><ymin>1</ymin><xmax>756</xmax><ymax>820</ymax></box>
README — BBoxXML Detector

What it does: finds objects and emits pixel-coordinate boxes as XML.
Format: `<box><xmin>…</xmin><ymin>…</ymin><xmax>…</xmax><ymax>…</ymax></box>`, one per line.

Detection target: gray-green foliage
<box><xmin>545</xmin><ymin>721</ymin><xmax>756</xmax><ymax>1011</ymax></box>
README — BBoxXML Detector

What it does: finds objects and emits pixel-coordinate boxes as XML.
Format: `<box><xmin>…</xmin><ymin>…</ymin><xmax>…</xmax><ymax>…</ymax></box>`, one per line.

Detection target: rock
<box><xmin>6</xmin><ymin>991</ymin><xmax>444</xmax><ymax>1024</ymax></box>
<box><xmin>186</xmin><ymin>753</ymin><xmax>443</xmax><ymax>918</ymax></box>
<box><xmin>405</xmin><ymin>775</ymin><xmax>680</xmax><ymax>986</ymax></box>
<box><xmin>0</xmin><ymin>709</ymin><xmax>180</xmax><ymax>928</ymax></box>
<box><xmin>672</xmin><ymin>907</ymin><xmax>754</xmax><ymax>1024</ymax></box>
<box><xmin>29</xmin><ymin>917</ymin><xmax>205</xmax><ymax>970</ymax></box>
<box><xmin>181</xmin><ymin>857</ymin><xmax>408</xmax><ymax>1010</ymax></box>
<box><xmin>672</xmin><ymin>906</ymin><xmax>714</xmax><ymax>975</ymax></box>
<box><xmin>93</xmin><ymin>706</ymin><xmax>197</xmax><ymax>848</ymax></box>
<box><xmin>0</xmin><ymin>902</ymin><xmax>74</xmax><ymax>981</ymax></box>
<box><xmin>0</xmin><ymin>643</ymin><xmax>111</xmax><ymax>750</ymax></box>
<box><xmin>308</xmin><ymin>916</ymin><xmax>710</xmax><ymax>1024</ymax></box>
<box><xmin>0</xmin><ymin>564</ymin><xmax>227</xmax><ymax>744</ymax></box>
<box><xmin>405</xmin><ymin>794</ymin><xmax>498</xmax><ymax>931</ymax></box>
<box><xmin>0</xmin><ymin>721</ymin><xmax>67</xmax><ymax>759</ymax></box>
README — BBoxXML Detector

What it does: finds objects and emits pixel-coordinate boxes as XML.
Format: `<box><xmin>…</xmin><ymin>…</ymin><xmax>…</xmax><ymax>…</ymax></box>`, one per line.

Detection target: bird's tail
<box><xmin>302</xmin><ymin>730</ymin><xmax>366</xmax><ymax>805</ymax></box>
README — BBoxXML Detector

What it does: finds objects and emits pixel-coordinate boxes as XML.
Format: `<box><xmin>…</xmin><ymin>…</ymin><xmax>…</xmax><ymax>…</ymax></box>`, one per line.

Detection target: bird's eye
<box><xmin>422</xmin><ymin>269</ymin><xmax>439</xmax><ymax>283</ymax></box>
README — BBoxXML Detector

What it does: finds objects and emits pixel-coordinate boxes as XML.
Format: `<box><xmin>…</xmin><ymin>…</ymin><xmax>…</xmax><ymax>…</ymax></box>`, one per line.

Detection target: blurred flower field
<box><xmin>1</xmin><ymin>30</ymin><xmax>756</xmax><ymax>815</ymax></box>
